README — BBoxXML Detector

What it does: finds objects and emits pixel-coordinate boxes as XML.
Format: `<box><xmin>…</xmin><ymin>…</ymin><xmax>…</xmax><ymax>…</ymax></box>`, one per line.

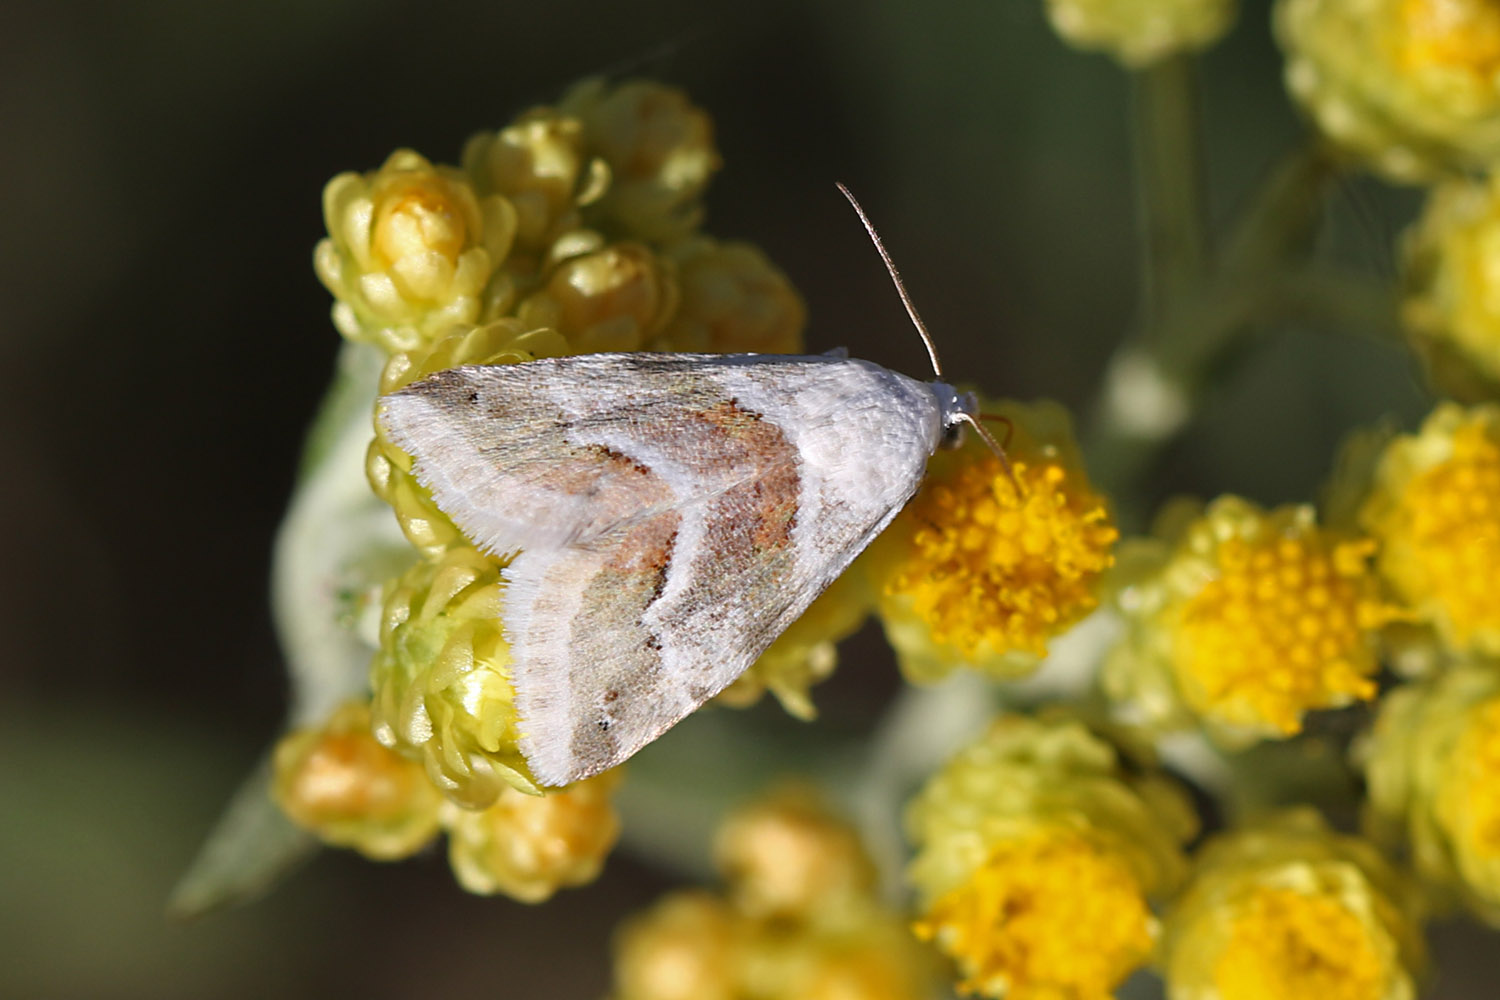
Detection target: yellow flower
<box><xmin>712</xmin><ymin>785</ymin><xmax>877</xmax><ymax>921</ymax></box>
<box><xmin>612</xmin><ymin>791</ymin><xmax>939</xmax><ymax>1000</ymax></box>
<box><xmin>1105</xmin><ymin>496</ymin><xmax>1396</xmax><ymax>742</ymax></box>
<box><xmin>315</xmin><ymin>149</ymin><xmax>518</xmax><ymax>353</ymax></box>
<box><xmin>874</xmin><ymin>400</ymin><xmax>1117</xmax><ymax>684</ymax></box>
<box><xmin>1275</xmin><ymin>0</ymin><xmax>1500</xmax><ymax>182</ymax></box>
<box><xmin>271</xmin><ymin>699</ymin><xmax>443</xmax><ymax>860</ymax></box>
<box><xmin>1161</xmin><ymin>810</ymin><xmax>1425</xmax><ymax>1000</ymax></box>
<box><xmin>443</xmin><ymin>768</ymin><xmax>622</xmax><ymax>901</ymax></box>
<box><xmin>366</xmin><ymin>319</ymin><xmax>569</xmax><ymax>557</ymax></box>
<box><xmin>613</xmin><ymin>892</ymin><xmax>741</xmax><ymax>1000</ymax></box>
<box><xmin>650</xmin><ymin>238</ymin><xmax>807</xmax><ymax>355</ymax></box>
<box><xmin>516</xmin><ymin>243</ymin><xmax>678</xmax><ymax>354</ymax></box>
<box><xmin>463</xmin><ymin>110</ymin><xmax>595</xmax><ymax>253</ymax></box>
<box><xmin>1401</xmin><ymin>174</ymin><xmax>1500</xmax><ymax>400</ymax></box>
<box><xmin>560</xmin><ymin>78</ymin><xmax>721</xmax><ymax>242</ymax></box>
<box><xmin>1358</xmin><ymin>403</ymin><xmax>1500</xmax><ymax>656</ymax></box>
<box><xmin>906</xmin><ymin>712</ymin><xmax>1197</xmax><ymax>1000</ymax></box>
<box><xmin>1045</xmin><ymin>0</ymin><xmax>1238</xmax><ymax>67</ymax></box>
<box><xmin>369</xmin><ymin>544</ymin><xmax>536</xmax><ymax>807</ymax></box>
<box><xmin>1364</xmin><ymin>662</ymin><xmax>1500</xmax><ymax>923</ymax></box>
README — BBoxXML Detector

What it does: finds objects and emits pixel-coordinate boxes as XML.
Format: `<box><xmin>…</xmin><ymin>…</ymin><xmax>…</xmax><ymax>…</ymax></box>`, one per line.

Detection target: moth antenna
<box><xmin>836</xmin><ymin>184</ymin><xmax>1021</xmax><ymax>496</ymax></box>
<box><xmin>836</xmin><ymin>182</ymin><xmax>945</xmax><ymax>381</ymax></box>
<box><xmin>959</xmin><ymin>411</ymin><xmax>1022</xmax><ymax>496</ymax></box>
<box><xmin>979</xmin><ymin>412</ymin><xmax>1016</xmax><ymax>450</ymax></box>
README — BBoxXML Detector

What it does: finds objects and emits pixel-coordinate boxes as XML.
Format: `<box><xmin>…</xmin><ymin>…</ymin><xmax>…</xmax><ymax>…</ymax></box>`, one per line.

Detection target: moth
<box><xmin>377</xmin><ymin>187</ymin><xmax>1009</xmax><ymax>787</ymax></box>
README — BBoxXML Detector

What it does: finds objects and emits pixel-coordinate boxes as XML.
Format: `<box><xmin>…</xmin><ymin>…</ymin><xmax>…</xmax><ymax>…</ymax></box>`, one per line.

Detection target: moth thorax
<box><xmin>931</xmin><ymin>381</ymin><xmax>976</xmax><ymax>450</ymax></box>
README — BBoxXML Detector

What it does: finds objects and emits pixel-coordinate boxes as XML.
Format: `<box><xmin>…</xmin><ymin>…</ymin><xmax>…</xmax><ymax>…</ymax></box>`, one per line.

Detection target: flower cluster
<box><xmin>208</xmin><ymin>9</ymin><xmax>1500</xmax><ymax>992</ymax></box>
<box><xmin>275</xmin><ymin>78</ymin><xmax>811</xmax><ymax>895</ymax></box>
<box><xmin>1160</xmin><ymin>811</ymin><xmax>1426</xmax><ymax>1000</ymax></box>
<box><xmin>1106</xmin><ymin>496</ymin><xmax>1397</xmax><ymax>743</ymax></box>
<box><xmin>611</xmin><ymin>789</ymin><xmax>940</xmax><ymax>1000</ymax></box>
<box><xmin>1276</xmin><ymin>0</ymin><xmax>1500</xmax><ymax>182</ymax></box>
<box><xmin>905</xmin><ymin>713</ymin><xmax>1197</xmax><ymax>1000</ymax></box>
<box><xmin>272</xmin><ymin>699</ymin><xmax>620</xmax><ymax>901</ymax></box>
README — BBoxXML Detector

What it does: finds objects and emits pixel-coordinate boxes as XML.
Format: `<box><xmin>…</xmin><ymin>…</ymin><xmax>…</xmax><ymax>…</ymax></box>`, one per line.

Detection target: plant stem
<box><xmin>1132</xmin><ymin>55</ymin><xmax>1210</xmax><ymax>328</ymax></box>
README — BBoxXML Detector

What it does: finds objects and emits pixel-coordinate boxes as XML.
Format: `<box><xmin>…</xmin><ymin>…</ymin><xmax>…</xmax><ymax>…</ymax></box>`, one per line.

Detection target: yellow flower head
<box><xmin>651</xmin><ymin>238</ymin><xmax>807</xmax><ymax>355</ymax></box>
<box><xmin>713</xmin><ymin>785</ymin><xmax>877</xmax><ymax>922</ymax></box>
<box><xmin>1045</xmin><ymin>0</ymin><xmax>1238</xmax><ymax>67</ymax></box>
<box><xmin>1161</xmin><ymin>810</ymin><xmax>1425</xmax><ymax>1000</ymax></box>
<box><xmin>1364</xmin><ymin>662</ymin><xmax>1500</xmax><ymax>923</ymax></box>
<box><xmin>366</xmin><ymin>319</ymin><xmax>569</xmax><ymax>557</ymax></box>
<box><xmin>463</xmin><ymin>110</ymin><xmax>595</xmax><ymax>254</ymax></box>
<box><xmin>906</xmin><ymin>712</ymin><xmax>1197</xmax><ymax>1000</ymax></box>
<box><xmin>1276</xmin><ymin>0</ymin><xmax>1500</xmax><ymax>182</ymax></box>
<box><xmin>516</xmin><ymin>243</ymin><xmax>679</xmax><ymax>354</ymax></box>
<box><xmin>271</xmin><ymin>699</ymin><xmax>443</xmax><ymax>860</ymax></box>
<box><xmin>443</xmin><ymin>767</ymin><xmax>622</xmax><ymax>901</ymax></box>
<box><xmin>560</xmin><ymin>78</ymin><xmax>721</xmax><ymax>243</ymax></box>
<box><xmin>369</xmin><ymin>544</ymin><xmax>536</xmax><ymax>808</ymax></box>
<box><xmin>315</xmin><ymin>149</ymin><xmax>518</xmax><ymax>353</ymax></box>
<box><xmin>1105</xmin><ymin>496</ymin><xmax>1395</xmax><ymax>742</ymax></box>
<box><xmin>613</xmin><ymin>892</ymin><xmax>741</xmax><ymax>1000</ymax></box>
<box><xmin>1358</xmin><ymin>403</ymin><xmax>1500</xmax><ymax>656</ymax></box>
<box><xmin>612</xmin><ymin>791</ymin><xmax>940</xmax><ymax>1000</ymax></box>
<box><xmin>875</xmin><ymin>400</ymin><xmax>1118</xmax><ymax>684</ymax></box>
<box><xmin>1401</xmin><ymin>173</ymin><xmax>1500</xmax><ymax>400</ymax></box>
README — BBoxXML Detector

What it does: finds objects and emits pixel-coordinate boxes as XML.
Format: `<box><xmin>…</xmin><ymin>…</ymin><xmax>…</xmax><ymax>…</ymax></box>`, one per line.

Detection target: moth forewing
<box><xmin>378</xmin><ymin>352</ymin><xmax>968</xmax><ymax>785</ymax></box>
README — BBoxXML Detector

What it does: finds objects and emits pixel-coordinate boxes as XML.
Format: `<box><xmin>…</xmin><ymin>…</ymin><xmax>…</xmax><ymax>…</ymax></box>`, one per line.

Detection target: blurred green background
<box><xmin>2</xmin><ymin>0</ymin><xmax>1481</xmax><ymax>997</ymax></box>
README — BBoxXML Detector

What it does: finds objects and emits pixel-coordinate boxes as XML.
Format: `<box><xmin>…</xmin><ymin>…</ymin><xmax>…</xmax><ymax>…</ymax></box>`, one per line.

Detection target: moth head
<box><xmin>935</xmin><ymin>384</ymin><xmax>979</xmax><ymax>450</ymax></box>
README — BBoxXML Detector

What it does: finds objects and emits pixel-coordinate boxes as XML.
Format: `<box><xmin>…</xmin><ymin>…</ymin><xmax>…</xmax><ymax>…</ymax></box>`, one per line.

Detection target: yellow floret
<box><xmin>271</xmin><ymin>699</ymin><xmax>443</xmax><ymax>860</ymax></box>
<box><xmin>444</xmin><ymin>768</ymin><xmax>622</xmax><ymax>901</ymax></box>
<box><xmin>1401</xmin><ymin>174</ymin><xmax>1500</xmax><ymax>399</ymax></box>
<box><xmin>878</xmin><ymin>400</ymin><xmax>1117</xmax><ymax>683</ymax></box>
<box><xmin>1276</xmin><ymin>0</ymin><xmax>1500</xmax><ymax>182</ymax></box>
<box><xmin>1106</xmin><ymin>497</ymin><xmax>1394</xmax><ymax>741</ymax></box>
<box><xmin>1161</xmin><ymin>810</ymin><xmax>1424</xmax><ymax>1000</ymax></box>
<box><xmin>915</xmin><ymin>826</ymin><xmax>1155</xmax><ymax>1000</ymax></box>
<box><xmin>1359</xmin><ymin>404</ymin><xmax>1500</xmax><ymax>656</ymax></box>
<box><xmin>1045</xmin><ymin>0</ymin><xmax>1238</xmax><ymax>66</ymax></box>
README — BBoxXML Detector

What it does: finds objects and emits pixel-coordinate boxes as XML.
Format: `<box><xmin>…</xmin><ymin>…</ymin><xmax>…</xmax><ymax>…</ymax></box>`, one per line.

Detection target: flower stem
<box><xmin>1087</xmin><ymin>108</ymin><xmax>1339</xmax><ymax>523</ymax></box>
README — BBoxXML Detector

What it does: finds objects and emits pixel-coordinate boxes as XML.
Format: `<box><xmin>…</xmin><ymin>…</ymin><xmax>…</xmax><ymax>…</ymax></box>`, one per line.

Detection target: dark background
<box><xmin>3</xmin><ymin>0</ymin><xmax>1476</xmax><ymax>997</ymax></box>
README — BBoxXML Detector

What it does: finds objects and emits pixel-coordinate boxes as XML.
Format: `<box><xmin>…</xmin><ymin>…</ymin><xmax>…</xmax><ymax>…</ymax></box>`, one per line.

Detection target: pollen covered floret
<box><xmin>1357</xmin><ymin>403</ymin><xmax>1500</xmax><ymax>656</ymax></box>
<box><xmin>1045</xmin><ymin>0</ymin><xmax>1238</xmax><ymax>67</ymax></box>
<box><xmin>876</xmin><ymin>400</ymin><xmax>1118</xmax><ymax>684</ymax></box>
<box><xmin>271</xmin><ymin>699</ymin><xmax>443</xmax><ymax>860</ymax></box>
<box><xmin>1402</xmin><ymin>174</ymin><xmax>1500</xmax><ymax>400</ymax></box>
<box><xmin>1275</xmin><ymin>0</ymin><xmax>1500</xmax><ymax>182</ymax></box>
<box><xmin>443</xmin><ymin>768</ymin><xmax>623</xmax><ymax>901</ymax></box>
<box><xmin>612</xmin><ymin>790</ymin><xmax>939</xmax><ymax>1000</ymax></box>
<box><xmin>1105</xmin><ymin>496</ymin><xmax>1395</xmax><ymax>742</ymax></box>
<box><xmin>906</xmin><ymin>713</ymin><xmax>1197</xmax><ymax>1000</ymax></box>
<box><xmin>1160</xmin><ymin>810</ymin><xmax>1425</xmax><ymax>1000</ymax></box>
<box><xmin>315</xmin><ymin>149</ymin><xmax>518</xmax><ymax>354</ymax></box>
<box><xmin>1364</xmin><ymin>662</ymin><xmax>1500</xmax><ymax>924</ymax></box>
<box><xmin>369</xmin><ymin>544</ymin><xmax>537</xmax><ymax>808</ymax></box>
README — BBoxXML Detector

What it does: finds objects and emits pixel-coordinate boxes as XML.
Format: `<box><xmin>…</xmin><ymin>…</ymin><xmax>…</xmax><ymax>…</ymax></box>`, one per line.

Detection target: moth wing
<box><xmin>378</xmin><ymin>353</ymin><xmax>948</xmax><ymax>786</ymax></box>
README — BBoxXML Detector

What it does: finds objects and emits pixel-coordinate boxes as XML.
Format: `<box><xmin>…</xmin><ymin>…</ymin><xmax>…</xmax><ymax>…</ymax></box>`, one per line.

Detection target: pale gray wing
<box><xmin>378</xmin><ymin>353</ymin><xmax>947</xmax><ymax>786</ymax></box>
